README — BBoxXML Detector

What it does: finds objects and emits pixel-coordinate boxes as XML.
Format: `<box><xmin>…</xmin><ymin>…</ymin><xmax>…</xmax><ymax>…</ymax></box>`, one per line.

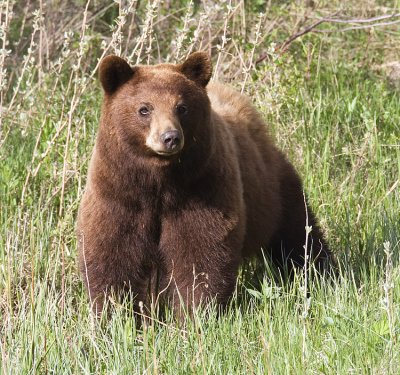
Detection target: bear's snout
<box><xmin>160</xmin><ymin>130</ymin><xmax>182</xmax><ymax>151</ymax></box>
<box><xmin>145</xmin><ymin>117</ymin><xmax>185</xmax><ymax>156</ymax></box>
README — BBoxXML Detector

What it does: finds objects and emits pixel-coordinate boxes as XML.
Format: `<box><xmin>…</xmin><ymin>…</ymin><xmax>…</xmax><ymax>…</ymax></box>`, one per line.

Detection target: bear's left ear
<box><xmin>180</xmin><ymin>52</ymin><xmax>212</xmax><ymax>87</ymax></box>
<box><xmin>99</xmin><ymin>55</ymin><xmax>135</xmax><ymax>94</ymax></box>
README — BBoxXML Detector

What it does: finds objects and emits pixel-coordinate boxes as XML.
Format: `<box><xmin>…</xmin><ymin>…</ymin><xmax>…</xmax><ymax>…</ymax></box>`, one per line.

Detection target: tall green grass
<box><xmin>1</xmin><ymin>1</ymin><xmax>399</xmax><ymax>373</ymax></box>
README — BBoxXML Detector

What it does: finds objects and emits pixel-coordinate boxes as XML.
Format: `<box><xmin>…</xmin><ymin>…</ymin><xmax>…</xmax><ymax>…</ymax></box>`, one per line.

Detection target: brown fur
<box><xmin>77</xmin><ymin>52</ymin><xmax>334</xmax><ymax>315</ymax></box>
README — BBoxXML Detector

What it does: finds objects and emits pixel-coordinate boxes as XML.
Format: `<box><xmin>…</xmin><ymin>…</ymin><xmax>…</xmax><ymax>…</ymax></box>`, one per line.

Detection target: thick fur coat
<box><xmin>77</xmin><ymin>52</ymin><xmax>333</xmax><ymax>315</ymax></box>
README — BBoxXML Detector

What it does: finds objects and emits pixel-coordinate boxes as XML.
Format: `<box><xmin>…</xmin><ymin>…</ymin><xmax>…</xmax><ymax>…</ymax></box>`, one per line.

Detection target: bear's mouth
<box><xmin>146</xmin><ymin>141</ymin><xmax>184</xmax><ymax>158</ymax></box>
<box><xmin>155</xmin><ymin>150</ymin><xmax>181</xmax><ymax>156</ymax></box>
<box><xmin>145</xmin><ymin>146</ymin><xmax>182</xmax><ymax>160</ymax></box>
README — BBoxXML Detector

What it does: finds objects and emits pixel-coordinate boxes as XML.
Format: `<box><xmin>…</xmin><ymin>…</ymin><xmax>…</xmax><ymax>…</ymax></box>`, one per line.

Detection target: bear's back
<box><xmin>207</xmin><ymin>83</ymin><xmax>284</xmax><ymax>258</ymax></box>
<box><xmin>207</xmin><ymin>82</ymin><xmax>277</xmax><ymax>160</ymax></box>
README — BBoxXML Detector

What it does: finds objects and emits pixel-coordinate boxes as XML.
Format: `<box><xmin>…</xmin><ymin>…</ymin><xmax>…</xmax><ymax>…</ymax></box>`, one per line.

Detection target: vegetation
<box><xmin>0</xmin><ymin>0</ymin><xmax>399</xmax><ymax>373</ymax></box>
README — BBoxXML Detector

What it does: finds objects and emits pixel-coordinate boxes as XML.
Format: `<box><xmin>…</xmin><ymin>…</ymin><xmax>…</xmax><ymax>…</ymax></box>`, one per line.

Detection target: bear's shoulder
<box><xmin>207</xmin><ymin>82</ymin><xmax>268</xmax><ymax>134</ymax></box>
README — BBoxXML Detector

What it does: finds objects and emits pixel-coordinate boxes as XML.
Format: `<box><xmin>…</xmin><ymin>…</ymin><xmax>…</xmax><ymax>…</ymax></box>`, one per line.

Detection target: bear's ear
<box><xmin>99</xmin><ymin>55</ymin><xmax>135</xmax><ymax>94</ymax></box>
<box><xmin>180</xmin><ymin>52</ymin><xmax>212</xmax><ymax>87</ymax></box>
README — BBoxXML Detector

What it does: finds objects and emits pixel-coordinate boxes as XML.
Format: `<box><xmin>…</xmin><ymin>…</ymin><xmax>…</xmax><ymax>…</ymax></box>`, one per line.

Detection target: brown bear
<box><xmin>77</xmin><ymin>52</ymin><xmax>334</xmax><ymax>316</ymax></box>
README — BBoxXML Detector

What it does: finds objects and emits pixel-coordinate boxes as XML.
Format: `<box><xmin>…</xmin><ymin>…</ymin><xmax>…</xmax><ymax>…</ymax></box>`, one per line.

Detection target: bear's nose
<box><xmin>160</xmin><ymin>130</ymin><xmax>182</xmax><ymax>151</ymax></box>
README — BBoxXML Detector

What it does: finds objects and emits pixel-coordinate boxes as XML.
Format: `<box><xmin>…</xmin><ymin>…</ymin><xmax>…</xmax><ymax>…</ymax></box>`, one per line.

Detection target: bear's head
<box><xmin>98</xmin><ymin>52</ymin><xmax>213</xmax><ymax>165</ymax></box>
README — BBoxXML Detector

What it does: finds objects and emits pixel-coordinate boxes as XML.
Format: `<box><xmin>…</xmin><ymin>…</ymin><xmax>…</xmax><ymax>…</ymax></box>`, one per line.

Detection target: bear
<box><xmin>77</xmin><ymin>52</ymin><xmax>334</xmax><ymax>316</ymax></box>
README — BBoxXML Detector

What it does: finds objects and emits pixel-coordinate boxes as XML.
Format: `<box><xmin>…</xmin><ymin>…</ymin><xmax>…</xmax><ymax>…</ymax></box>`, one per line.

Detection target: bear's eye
<box><xmin>139</xmin><ymin>106</ymin><xmax>151</xmax><ymax>116</ymax></box>
<box><xmin>176</xmin><ymin>104</ymin><xmax>188</xmax><ymax>116</ymax></box>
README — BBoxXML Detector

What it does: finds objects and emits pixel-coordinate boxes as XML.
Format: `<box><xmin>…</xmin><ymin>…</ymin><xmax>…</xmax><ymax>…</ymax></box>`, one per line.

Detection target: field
<box><xmin>0</xmin><ymin>1</ymin><xmax>399</xmax><ymax>373</ymax></box>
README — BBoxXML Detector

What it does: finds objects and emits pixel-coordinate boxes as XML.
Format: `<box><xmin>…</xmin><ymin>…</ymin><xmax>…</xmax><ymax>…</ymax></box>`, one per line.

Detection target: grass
<box><xmin>1</xmin><ymin>0</ymin><xmax>399</xmax><ymax>373</ymax></box>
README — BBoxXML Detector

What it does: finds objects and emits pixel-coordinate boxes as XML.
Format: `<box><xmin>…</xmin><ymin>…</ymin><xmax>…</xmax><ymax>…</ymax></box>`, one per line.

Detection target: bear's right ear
<box><xmin>99</xmin><ymin>55</ymin><xmax>134</xmax><ymax>94</ymax></box>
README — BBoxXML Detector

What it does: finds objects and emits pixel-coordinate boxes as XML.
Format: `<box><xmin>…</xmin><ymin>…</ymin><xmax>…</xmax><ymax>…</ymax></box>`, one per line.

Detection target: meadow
<box><xmin>0</xmin><ymin>0</ymin><xmax>399</xmax><ymax>373</ymax></box>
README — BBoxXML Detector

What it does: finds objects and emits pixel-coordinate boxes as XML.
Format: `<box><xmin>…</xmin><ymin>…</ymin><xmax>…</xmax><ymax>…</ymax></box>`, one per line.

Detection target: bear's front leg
<box><xmin>78</xmin><ymin>230</ymin><xmax>156</xmax><ymax>315</ymax></box>
<box><xmin>77</xmin><ymin>198</ymin><xmax>160</xmax><ymax>315</ymax></box>
<box><xmin>160</xmin><ymin>205</ymin><xmax>245</xmax><ymax>316</ymax></box>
